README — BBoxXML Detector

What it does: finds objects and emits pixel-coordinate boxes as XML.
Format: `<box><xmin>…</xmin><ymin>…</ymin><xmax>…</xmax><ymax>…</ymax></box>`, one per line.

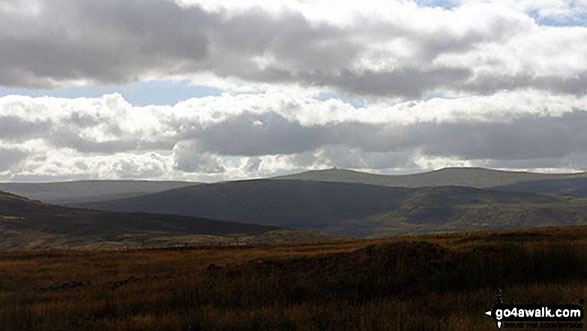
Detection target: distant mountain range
<box><xmin>0</xmin><ymin>180</ymin><xmax>197</xmax><ymax>204</ymax></box>
<box><xmin>2</xmin><ymin>167</ymin><xmax>586</xmax><ymax>240</ymax></box>
<box><xmin>0</xmin><ymin>191</ymin><xmax>344</xmax><ymax>250</ymax></box>
<box><xmin>72</xmin><ymin>179</ymin><xmax>587</xmax><ymax>237</ymax></box>
<box><xmin>3</xmin><ymin>167</ymin><xmax>586</xmax><ymax>206</ymax></box>
<box><xmin>274</xmin><ymin>167</ymin><xmax>587</xmax><ymax>190</ymax></box>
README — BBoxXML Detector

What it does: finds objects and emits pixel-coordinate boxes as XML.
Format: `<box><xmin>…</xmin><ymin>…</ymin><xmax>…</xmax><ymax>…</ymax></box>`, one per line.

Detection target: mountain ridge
<box><xmin>273</xmin><ymin>167</ymin><xmax>587</xmax><ymax>188</ymax></box>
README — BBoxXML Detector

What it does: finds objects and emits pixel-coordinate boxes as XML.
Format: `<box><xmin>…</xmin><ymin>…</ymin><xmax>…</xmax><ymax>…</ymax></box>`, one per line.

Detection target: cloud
<box><xmin>188</xmin><ymin>112</ymin><xmax>329</xmax><ymax>155</ymax></box>
<box><xmin>0</xmin><ymin>147</ymin><xmax>27</xmax><ymax>171</ymax></box>
<box><xmin>244</xmin><ymin>157</ymin><xmax>262</xmax><ymax>172</ymax></box>
<box><xmin>1</xmin><ymin>92</ymin><xmax>585</xmax><ymax>180</ymax></box>
<box><xmin>173</xmin><ymin>141</ymin><xmax>226</xmax><ymax>173</ymax></box>
<box><xmin>0</xmin><ymin>115</ymin><xmax>51</xmax><ymax>142</ymax></box>
<box><xmin>298</xmin><ymin>67</ymin><xmax>473</xmax><ymax>98</ymax></box>
<box><xmin>109</xmin><ymin>153</ymin><xmax>170</xmax><ymax>179</ymax></box>
<box><xmin>1</xmin><ymin>0</ymin><xmax>586</xmax><ymax>98</ymax></box>
<box><xmin>399</xmin><ymin>111</ymin><xmax>587</xmax><ymax>160</ymax></box>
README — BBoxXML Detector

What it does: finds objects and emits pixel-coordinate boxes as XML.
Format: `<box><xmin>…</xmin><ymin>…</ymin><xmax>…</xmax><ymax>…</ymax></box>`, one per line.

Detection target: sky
<box><xmin>0</xmin><ymin>0</ymin><xmax>586</xmax><ymax>182</ymax></box>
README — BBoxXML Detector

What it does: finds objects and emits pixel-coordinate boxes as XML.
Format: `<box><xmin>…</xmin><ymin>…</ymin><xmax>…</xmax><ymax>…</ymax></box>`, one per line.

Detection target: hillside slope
<box><xmin>0</xmin><ymin>191</ymin><xmax>342</xmax><ymax>250</ymax></box>
<box><xmin>0</xmin><ymin>180</ymin><xmax>197</xmax><ymax>205</ymax></box>
<box><xmin>74</xmin><ymin>180</ymin><xmax>415</xmax><ymax>229</ymax></box>
<box><xmin>74</xmin><ymin>180</ymin><xmax>587</xmax><ymax>237</ymax></box>
<box><xmin>274</xmin><ymin>167</ymin><xmax>587</xmax><ymax>188</ymax></box>
<box><xmin>342</xmin><ymin>186</ymin><xmax>587</xmax><ymax>237</ymax></box>
<box><xmin>494</xmin><ymin>177</ymin><xmax>587</xmax><ymax>197</ymax></box>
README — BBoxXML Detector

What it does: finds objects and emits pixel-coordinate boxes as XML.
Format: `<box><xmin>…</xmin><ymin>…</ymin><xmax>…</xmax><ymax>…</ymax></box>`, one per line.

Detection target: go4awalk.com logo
<box><xmin>484</xmin><ymin>289</ymin><xmax>584</xmax><ymax>329</ymax></box>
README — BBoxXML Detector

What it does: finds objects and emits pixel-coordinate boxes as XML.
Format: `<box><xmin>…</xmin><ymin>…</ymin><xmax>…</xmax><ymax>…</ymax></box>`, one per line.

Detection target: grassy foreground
<box><xmin>1</xmin><ymin>226</ymin><xmax>585</xmax><ymax>330</ymax></box>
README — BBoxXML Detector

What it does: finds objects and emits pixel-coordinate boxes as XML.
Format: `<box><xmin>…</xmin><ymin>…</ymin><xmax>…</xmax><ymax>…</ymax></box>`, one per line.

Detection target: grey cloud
<box><xmin>483</xmin><ymin>153</ymin><xmax>587</xmax><ymax>170</ymax></box>
<box><xmin>3</xmin><ymin>96</ymin><xmax>586</xmax><ymax>171</ymax></box>
<box><xmin>304</xmin><ymin>67</ymin><xmax>472</xmax><ymax>98</ymax></box>
<box><xmin>49</xmin><ymin>129</ymin><xmax>140</xmax><ymax>154</ymax></box>
<box><xmin>245</xmin><ymin>157</ymin><xmax>262</xmax><ymax>172</ymax></box>
<box><xmin>1</xmin><ymin>0</ymin><xmax>581</xmax><ymax>97</ymax></box>
<box><xmin>47</xmin><ymin>128</ymin><xmax>175</xmax><ymax>154</ymax></box>
<box><xmin>367</xmin><ymin>8</ymin><xmax>528</xmax><ymax>63</ymax></box>
<box><xmin>0</xmin><ymin>0</ymin><xmax>212</xmax><ymax>87</ymax></box>
<box><xmin>0</xmin><ymin>148</ymin><xmax>27</xmax><ymax>171</ymax></box>
<box><xmin>111</xmin><ymin>157</ymin><xmax>167</xmax><ymax>179</ymax></box>
<box><xmin>210</xmin><ymin>8</ymin><xmax>359</xmax><ymax>72</ymax></box>
<box><xmin>189</xmin><ymin>112</ymin><xmax>330</xmax><ymax>155</ymax></box>
<box><xmin>68</xmin><ymin>112</ymin><xmax>104</xmax><ymax>128</ymax></box>
<box><xmin>0</xmin><ymin>116</ymin><xmax>51</xmax><ymax>142</ymax></box>
<box><xmin>323</xmin><ymin>148</ymin><xmax>416</xmax><ymax>170</ymax></box>
<box><xmin>173</xmin><ymin>141</ymin><xmax>225</xmax><ymax>173</ymax></box>
<box><xmin>411</xmin><ymin>111</ymin><xmax>587</xmax><ymax>160</ymax></box>
<box><xmin>463</xmin><ymin>71</ymin><xmax>587</xmax><ymax>96</ymax></box>
<box><xmin>0</xmin><ymin>114</ymin><xmax>174</xmax><ymax>153</ymax></box>
<box><xmin>290</xmin><ymin>147</ymin><xmax>416</xmax><ymax>170</ymax></box>
<box><xmin>182</xmin><ymin>111</ymin><xmax>407</xmax><ymax>156</ymax></box>
<box><xmin>181</xmin><ymin>109</ymin><xmax>587</xmax><ymax>170</ymax></box>
<box><xmin>74</xmin><ymin>160</ymin><xmax>89</xmax><ymax>171</ymax></box>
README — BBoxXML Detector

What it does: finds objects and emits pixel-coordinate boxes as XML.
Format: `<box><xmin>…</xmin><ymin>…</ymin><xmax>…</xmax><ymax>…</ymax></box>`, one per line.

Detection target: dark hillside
<box><xmin>73</xmin><ymin>180</ymin><xmax>415</xmax><ymax>229</ymax></box>
<box><xmin>0</xmin><ymin>191</ymin><xmax>342</xmax><ymax>250</ymax></box>
<box><xmin>75</xmin><ymin>181</ymin><xmax>587</xmax><ymax>237</ymax></box>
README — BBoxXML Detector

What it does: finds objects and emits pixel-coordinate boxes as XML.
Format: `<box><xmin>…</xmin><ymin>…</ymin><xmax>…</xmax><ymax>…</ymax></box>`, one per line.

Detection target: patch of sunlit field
<box><xmin>1</xmin><ymin>226</ymin><xmax>585</xmax><ymax>330</ymax></box>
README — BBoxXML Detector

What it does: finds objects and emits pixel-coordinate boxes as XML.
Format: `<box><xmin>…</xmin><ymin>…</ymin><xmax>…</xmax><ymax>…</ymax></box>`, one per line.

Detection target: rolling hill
<box><xmin>73</xmin><ymin>180</ymin><xmax>587</xmax><ymax>237</ymax></box>
<box><xmin>0</xmin><ymin>191</ymin><xmax>343</xmax><ymax>250</ymax></box>
<box><xmin>274</xmin><ymin>167</ymin><xmax>587</xmax><ymax>188</ymax></box>
<box><xmin>73</xmin><ymin>180</ymin><xmax>415</xmax><ymax>229</ymax></box>
<box><xmin>0</xmin><ymin>180</ymin><xmax>197</xmax><ymax>205</ymax></box>
<box><xmin>4</xmin><ymin>167</ymin><xmax>585</xmax><ymax>207</ymax></box>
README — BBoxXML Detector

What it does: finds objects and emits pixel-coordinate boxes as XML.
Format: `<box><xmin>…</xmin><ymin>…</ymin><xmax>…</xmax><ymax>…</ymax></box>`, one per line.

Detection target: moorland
<box><xmin>0</xmin><ymin>225</ymin><xmax>585</xmax><ymax>330</ymax></box>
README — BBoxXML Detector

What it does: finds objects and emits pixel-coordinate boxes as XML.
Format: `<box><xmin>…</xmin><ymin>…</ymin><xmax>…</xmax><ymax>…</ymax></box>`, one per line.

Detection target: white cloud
<box><xmin>0</xmin><ymin>91</ymin><xmax>585</xmax><ymax>181</ymax></box>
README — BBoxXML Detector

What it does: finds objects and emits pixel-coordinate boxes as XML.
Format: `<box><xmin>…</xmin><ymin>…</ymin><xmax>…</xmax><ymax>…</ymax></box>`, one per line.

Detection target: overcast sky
<box><xmin>1</xmin><ymin>0</ymin><xmax>586</xmax><ymax>182</ymax></box>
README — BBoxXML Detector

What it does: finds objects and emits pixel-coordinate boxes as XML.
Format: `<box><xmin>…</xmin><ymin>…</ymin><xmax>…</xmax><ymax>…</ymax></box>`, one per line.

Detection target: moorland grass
<box><xmin>0</xmin><ymin>226</ymin><xmax>585</xmax><ymax>330</ymax></box>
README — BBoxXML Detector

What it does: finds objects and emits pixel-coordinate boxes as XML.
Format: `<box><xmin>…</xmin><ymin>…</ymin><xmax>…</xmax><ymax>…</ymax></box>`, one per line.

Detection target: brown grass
<box><xmin>0</xmin><ymin>225</ymin><xmax>585</xmax><ymax>330</ymax></box>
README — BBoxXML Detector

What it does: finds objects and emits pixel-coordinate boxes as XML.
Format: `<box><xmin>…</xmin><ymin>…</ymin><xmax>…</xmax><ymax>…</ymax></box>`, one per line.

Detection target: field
<box><xmin>1</xmin><ymin>226</ymin><xmax>585</xmax><ymax>330</ymax></box>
